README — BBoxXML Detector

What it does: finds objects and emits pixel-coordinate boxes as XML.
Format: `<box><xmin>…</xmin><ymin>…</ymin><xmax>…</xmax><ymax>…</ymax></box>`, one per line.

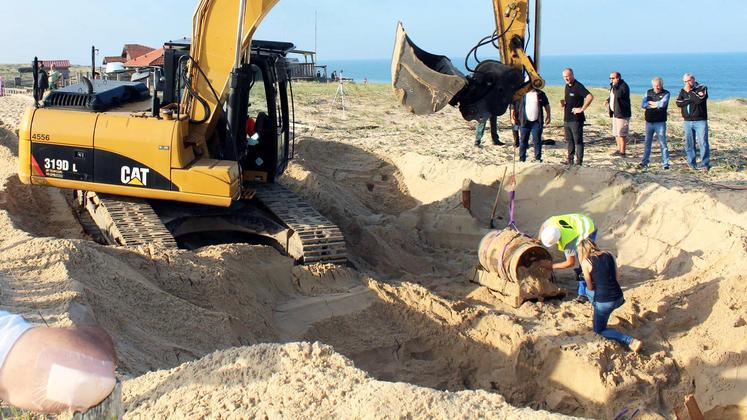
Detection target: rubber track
<box><xmin>95</xmin><ymin>194</ymin><xmax>178</xmax><ymax>248</ymax></box>
<box><xmin>254</xmin><ymin>184</ymin><xmax>347</xmax><ymax>264</ymax></box>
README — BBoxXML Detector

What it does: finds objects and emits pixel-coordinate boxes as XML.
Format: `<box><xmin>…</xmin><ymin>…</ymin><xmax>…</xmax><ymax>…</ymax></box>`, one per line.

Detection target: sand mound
<box><xmin>122</xmin><ymin>342</ymin><xmax>571</xmax><ymax>419</ymax></box>
<box><xmin>281</xmin><ymin>140</ymin><xmax>747</xmax><ymax>418</ymax></box>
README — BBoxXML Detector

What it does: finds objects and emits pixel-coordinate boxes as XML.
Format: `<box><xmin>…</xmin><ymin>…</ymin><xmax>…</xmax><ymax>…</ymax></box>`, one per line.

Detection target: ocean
<box><xmin>323</xmin><ymin>52</ymin><xmax>747</xmax><ymax>100</ymax></box>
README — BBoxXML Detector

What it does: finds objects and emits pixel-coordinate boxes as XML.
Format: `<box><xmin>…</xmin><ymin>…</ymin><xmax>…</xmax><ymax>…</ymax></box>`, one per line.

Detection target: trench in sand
<box><xmin>1</xmin><ymin>129</ymin><xmax>745</xmax><ymax>418</ymax></box>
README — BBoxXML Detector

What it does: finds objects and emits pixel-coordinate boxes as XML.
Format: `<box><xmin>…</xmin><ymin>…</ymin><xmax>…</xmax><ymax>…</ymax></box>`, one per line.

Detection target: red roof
<box><xmin>39</xmin><ymin>60</ymin><xmax>71</xmax><ymax>69</ymax></box>
<box><xmin>125</xmin><ymin>48</ymin><xmax>165</xmax><ymax>68</ymax></box>
<box><xmin>103</xmin><ymin>56</ymin><xmax>126</xmax><ymax>65</ymax></box>
<box><xmin>123</xmin><ymin>44</ymin><xmax>156</xmax><ymax>61</ymax></box>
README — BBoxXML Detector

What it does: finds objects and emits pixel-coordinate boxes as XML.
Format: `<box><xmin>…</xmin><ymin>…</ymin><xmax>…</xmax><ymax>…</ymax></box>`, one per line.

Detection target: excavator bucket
<box><xmin>391</xmin><ymin>22</ymin><xmax>467</xmax><ymax>115</ymax></box>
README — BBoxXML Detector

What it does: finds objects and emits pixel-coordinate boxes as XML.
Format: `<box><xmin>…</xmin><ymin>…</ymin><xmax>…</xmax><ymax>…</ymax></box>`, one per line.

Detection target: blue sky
<box><xmin>1</xmin><ymin>0</ymin><xmax>745</xmax><ymax>64</ymax></box>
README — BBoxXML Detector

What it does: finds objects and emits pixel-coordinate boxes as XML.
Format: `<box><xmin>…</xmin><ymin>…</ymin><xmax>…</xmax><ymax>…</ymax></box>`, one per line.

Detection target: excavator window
<box><xmin>247</xmin><ymin>64</ymin><xmax>268</xmax><ymax>118</ymax></box>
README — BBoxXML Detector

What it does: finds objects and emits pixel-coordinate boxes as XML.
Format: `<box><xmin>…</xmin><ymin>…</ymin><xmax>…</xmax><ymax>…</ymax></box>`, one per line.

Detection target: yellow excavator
<box><xmin>17</xmin><ymin>0</ymin><xmax>540</xmax><ymax>267</ymax></box>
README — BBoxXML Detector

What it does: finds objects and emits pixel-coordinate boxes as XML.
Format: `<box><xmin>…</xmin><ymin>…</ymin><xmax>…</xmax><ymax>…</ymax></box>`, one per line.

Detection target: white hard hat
<box><xmin>540</xmin><ymin>226</ymin><xmax>561</xmax><ymax>247</ymax></box>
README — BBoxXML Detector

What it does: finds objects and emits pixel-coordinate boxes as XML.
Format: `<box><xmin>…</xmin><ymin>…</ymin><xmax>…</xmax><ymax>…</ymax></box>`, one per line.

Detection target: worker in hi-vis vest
<box><xmin>539</xmin><ymin>213</ymin><xmax>597</xmax><ymax>303</ymax></box>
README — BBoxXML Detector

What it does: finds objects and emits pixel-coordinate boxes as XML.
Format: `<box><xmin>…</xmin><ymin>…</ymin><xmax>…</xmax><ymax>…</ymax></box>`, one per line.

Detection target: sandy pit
<box><xmin>0</xmin><ymin>84</ymin><xmax>745</xmax><ymax>419</ymax></box>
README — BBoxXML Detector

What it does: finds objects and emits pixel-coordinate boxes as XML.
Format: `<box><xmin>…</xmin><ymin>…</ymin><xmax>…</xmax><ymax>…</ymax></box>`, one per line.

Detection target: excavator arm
<box><xmin>392</xmin><ymin>0</ymin><xmax>544</xmax><ymax>122</ymax></box>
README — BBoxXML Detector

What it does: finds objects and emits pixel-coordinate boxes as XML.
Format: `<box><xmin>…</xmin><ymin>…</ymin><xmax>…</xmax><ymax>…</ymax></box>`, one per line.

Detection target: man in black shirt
<box><xmin>560</xmin><ymin>68</ymin><xmax>594</xmax><ymax>165</ymax></box>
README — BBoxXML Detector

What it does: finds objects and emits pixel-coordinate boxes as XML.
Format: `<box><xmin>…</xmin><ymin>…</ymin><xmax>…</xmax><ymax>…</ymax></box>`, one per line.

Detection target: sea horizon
<box><xmin>320</xmin><ymin>52</ymin><xmax>747</xmax><ymax>100</ymax></box>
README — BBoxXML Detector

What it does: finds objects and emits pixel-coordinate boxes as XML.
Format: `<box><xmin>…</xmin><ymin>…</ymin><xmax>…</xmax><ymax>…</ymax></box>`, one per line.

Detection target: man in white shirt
<box><xmin>512</xmin><ymin>88</ymin><xmax>551</xmax><ymax>162</ymax></box>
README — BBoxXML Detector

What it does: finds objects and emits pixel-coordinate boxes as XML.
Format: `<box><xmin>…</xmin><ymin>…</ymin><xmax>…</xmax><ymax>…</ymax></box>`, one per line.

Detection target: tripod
<box><xmin>330</xmin><ymin>71</ymin><xmax>346</xmax><ymax>118</ymax></box>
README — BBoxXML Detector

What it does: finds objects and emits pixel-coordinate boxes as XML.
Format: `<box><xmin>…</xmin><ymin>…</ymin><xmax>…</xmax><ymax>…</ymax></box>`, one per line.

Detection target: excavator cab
<box><xmin>160</xmin><ymin>39</ymin><xmax>294</xmax><ymax>184</ymax></box>
<box><xmin>241</xmin><ymin>40</ymin><xmax>294</xmax><ymax>184</ymax></box>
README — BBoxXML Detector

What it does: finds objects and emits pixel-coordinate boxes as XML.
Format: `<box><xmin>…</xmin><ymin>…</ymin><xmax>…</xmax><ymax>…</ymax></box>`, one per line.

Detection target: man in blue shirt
<box><xmin>639</xmin><ymin>77</ymin><xmax>671</xmax><ymax>169</ymax></box>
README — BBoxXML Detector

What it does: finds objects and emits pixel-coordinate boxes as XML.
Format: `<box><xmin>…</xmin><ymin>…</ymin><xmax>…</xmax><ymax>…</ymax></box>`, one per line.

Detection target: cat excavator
<box><xmin>18</xmin><ymin>1</ymin><xmax>348</xmax><ymax>263</ymax></box>
<box><xmin>17</xmin><ymin>0</ymin><xmax>540</xmax><ymax>267</ymax></box>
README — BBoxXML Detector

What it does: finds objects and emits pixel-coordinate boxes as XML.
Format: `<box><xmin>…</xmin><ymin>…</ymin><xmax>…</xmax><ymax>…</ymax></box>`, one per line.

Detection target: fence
<box><xmin>3</xmin><ymin>88</ymin><xmax>32</xmax><ymax>95</ymax></box>
<box><xmin>287</xmin><ymin>63</ymin><xmax>315</xmax><ymax>80</ymax></box>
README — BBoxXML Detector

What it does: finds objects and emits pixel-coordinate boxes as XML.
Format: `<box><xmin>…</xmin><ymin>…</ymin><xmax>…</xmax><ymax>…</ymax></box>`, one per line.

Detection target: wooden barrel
<box><xmin>478</xmin><ymin>229</ymin><xmax>552</xmax><ymax>284</ymax></box>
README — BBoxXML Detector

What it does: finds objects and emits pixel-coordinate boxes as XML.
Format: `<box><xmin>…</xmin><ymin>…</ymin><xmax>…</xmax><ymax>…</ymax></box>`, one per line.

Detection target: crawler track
<box><xmin>77</xmin><ymin>191</ymin><xmax>178</xmax><ymax>248</ymax></box>
<box><xmin>253</xmin><ymin>184</ymin><xmax>347</xmax><ymax>264</ymax></box>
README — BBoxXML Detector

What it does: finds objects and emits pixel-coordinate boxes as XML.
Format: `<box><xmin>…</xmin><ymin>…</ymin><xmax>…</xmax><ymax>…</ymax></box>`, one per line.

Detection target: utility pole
<box><xmin>314</xmin><ymin>10</ymin><xmax>318</xmax><ymax>57</ymax></box>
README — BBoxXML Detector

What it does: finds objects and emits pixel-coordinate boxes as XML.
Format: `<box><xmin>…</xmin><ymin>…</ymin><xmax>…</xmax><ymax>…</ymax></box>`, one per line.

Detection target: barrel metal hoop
<box><xmin>498</xmin><ymin>231</ymin><xmax>524</xmax><ymax>282</ymax></box>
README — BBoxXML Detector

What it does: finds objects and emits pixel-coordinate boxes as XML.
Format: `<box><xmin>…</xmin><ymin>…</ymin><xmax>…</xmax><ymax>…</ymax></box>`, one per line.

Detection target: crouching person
<box><xmin>577</xmin><ymin>240</ymin><xmax>643</xmax><ymax>353</ymax></box>
<box><xmin>0</xmin><ymin>311</ymin><xmax>117</xmax><ymax>414</ymax></box>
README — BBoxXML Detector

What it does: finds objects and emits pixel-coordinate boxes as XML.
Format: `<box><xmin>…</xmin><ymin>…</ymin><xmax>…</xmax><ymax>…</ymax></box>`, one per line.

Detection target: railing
<box><xmin>287</xmin><ymin>63</ymin><xmax>319</xmax><ymax>80</ymax></box>
<box><xmin>1</xmin><ymin>87</ymin><xmax>32</xmax><ymax>96</ymax></box>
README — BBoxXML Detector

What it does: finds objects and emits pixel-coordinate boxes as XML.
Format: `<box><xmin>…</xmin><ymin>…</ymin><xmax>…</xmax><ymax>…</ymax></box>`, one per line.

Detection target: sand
<box><xmin>0</xmin><ymin>83</ymin><xmax>745</xmax><ymax>419</ymax></box>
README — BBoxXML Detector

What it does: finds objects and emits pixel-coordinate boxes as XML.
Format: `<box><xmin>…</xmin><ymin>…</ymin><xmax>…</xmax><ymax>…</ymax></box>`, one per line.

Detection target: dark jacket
<box><xmin>607</xmin><ymin>79</ymin><xmax>631</xmax><ymax>118</ymax></box>
<box><xmin>641</xmin><ymin>88</ymin><xmax>670</xmax><ymax>123</ymax></box>
<box><xmin>37</xmin><ymin>69</ymin><xmax>49</xmax><ymax>90</ymax></box>
<box><xmin>515</xmin><ymin>89</ymin><xmax>549</xmax><ymax>128</ymax></box>
<box><xmin>676</xmin><ymin>84</ymin><xmax>708</xmax><ymax>121</ymax></box>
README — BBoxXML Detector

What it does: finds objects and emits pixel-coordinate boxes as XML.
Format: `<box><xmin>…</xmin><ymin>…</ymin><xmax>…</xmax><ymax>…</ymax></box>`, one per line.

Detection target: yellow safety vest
<box><xmin>545</xmin><ymin>214</ymin><xmax>595</xmax><ymax>251</ymax></box>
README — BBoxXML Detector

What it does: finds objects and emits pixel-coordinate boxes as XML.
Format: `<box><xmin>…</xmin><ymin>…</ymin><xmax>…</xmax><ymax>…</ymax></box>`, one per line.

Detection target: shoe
<box><xmin>637</xmin><ymin>163</ymin><xmax>647</xmax><ymax>169</ymax></box>
<box><xmin>474</xmin><ymin>142</ymin><xmax>482</xmax><ymax>148</ymax></box>
<box><xmin>560</xmin><ymin>160</ymin><xmax>572</xmax><ymax>165</ymax></box>
<box><xmin>700</xmin><ymin>166</ymin><xmax>710</xmax><ymax>173</ymax></box>
<box><xmin>611</xmin><ymin>151</ymin><xmax>622</xmax><ymax>157</ymax></box>
<box><xmin>575</xmin><ymin>295</ymin><xmax>588</xmax><ymax>304</ymax></box>
<box><xmin>629</xmin><ymin>339</ymin><xmax>643</xmax><ymax>353</ymax></box>
<box><xmin>663</xmin><ymin>164</ymin><xmax>670</xmax><ymax>170</ymax></box>
<box><xmin>492</xmin><ymin>140</ymin><xmax>505</xmax><ymax>146</ymax></box>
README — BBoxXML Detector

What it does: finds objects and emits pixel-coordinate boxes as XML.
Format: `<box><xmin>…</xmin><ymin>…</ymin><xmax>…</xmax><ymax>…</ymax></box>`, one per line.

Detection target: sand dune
<box><xmin>0</xmin><ymin>84</ymin><xmax>745</xmax><ymax>419</ymax></box>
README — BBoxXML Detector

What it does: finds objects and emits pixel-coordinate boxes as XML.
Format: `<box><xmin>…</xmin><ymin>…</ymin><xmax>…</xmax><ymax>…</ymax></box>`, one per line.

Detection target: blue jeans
<box><xmin>683</xmin><ymin>120</ymin><xmax>710</xmax><ymax>169</ymax></box>
<box><xmin>592</xmin><ymin>297</ymin><xmax>633</xmax><ymax>346</ymax></box>
<box><xmin>519</xmin><ymin>120</ymin><xmax>542</xmax><ymax>161</ymax></box>
<box><xmin>476</xmin><ymin>115</ymin><xmax>499</xmax><ymax>145</ymax></box>
<box><xmin>641</xmin><ymin>122</ymin><xmax>669</xmax><ymax>166</ymax></box>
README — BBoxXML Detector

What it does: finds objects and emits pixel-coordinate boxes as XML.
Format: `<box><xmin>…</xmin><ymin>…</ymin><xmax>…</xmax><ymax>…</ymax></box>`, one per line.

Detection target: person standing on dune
<box><xmin>560</xmin><ymin>68</ymin><xmax>593</xmax><ymax>166</ymax></box>
<box><xmin>639</xmin><ymin>76</ymin><xmax>671</xmax><ymax>169</ymax></box>
<box><xmin>676</xmin><ymin>73</ymin><xmax>710</xmax><ymax>172</ymax></box>
<box><xmin>605</xmin><ymin>71</ymin><xmax>631</xmax><ymax>158</ymax></box>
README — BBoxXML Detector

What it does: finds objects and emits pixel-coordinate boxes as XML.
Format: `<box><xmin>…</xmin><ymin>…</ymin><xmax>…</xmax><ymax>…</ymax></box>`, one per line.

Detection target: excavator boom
<box><xmin>187</xmin><ymin>0</ymin><xmax>279</xmax><ymax>147</ymax></box>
